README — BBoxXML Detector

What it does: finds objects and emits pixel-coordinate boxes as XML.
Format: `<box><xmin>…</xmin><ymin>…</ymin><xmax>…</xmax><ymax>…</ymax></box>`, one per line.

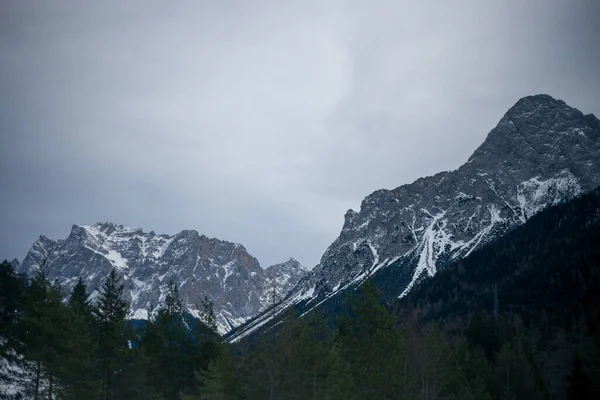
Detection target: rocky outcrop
<box><xmin>228</xmin><ymin>94</ymin><xmax>600</xmax><ymax>342</ymax></box>
<box><xmin>19</xmin><ymin>223</ymin><xmax>306</xmax><ymax>334</ymax></box>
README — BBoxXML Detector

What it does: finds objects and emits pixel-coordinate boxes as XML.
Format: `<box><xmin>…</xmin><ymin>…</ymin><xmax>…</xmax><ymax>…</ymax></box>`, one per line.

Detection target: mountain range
<box><xmin>13</xmin><ymin>94</ymin><xmax>600</xmax><ymax>340</ymax></box>
<box><xmin>17</xmin><ymin>224</ymin><xmax>306</xmax><ymax>334</ymax></box>
<box><xmin>227</xmin><ymin>94</ymin><xmax>600</xmax><ymax>342</ymax></box>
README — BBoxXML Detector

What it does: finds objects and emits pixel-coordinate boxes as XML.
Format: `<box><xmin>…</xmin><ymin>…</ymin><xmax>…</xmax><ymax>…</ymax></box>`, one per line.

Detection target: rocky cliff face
<box><xmin>18</xmin><ymin>223</ymin><xmax>306</xmax><ymax>334</ymax></box>
<box><xmin>228</xmin><ymin>94</ymin><xmax>600</xmax><ymax>342</ymax></box>
<box><xmin>261</xmin><ymin>258</ymin><xmax>308</xmax><ymax>305</ymax></box>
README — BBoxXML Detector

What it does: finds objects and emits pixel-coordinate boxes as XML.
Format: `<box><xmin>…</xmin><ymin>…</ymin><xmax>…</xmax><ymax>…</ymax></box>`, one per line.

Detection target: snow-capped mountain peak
<box><xmin>227</xmin><ymin>94</ymin><xmax>600</xmax><ymax>342</ymax></box>
<box><xmin>18</xmin><ymin>223</ymin><xmax>306</xmax><ymax>334</ymax></box>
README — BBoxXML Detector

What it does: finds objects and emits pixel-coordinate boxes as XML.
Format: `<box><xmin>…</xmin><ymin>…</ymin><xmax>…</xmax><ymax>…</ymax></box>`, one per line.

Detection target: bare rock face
<box><xmin>228</xmin><ymin>94</ymin><xmax>600</xmax><ymax>342</ymax></box>
<box><xmin>19</xmin><ymin>224</ymin><xmax>306</xmax><ymax>334</ymax></box>
<box><xmin>261</xmin><ymin>258</ymin><xmax>307</xmax><ymax>305</ymax></box>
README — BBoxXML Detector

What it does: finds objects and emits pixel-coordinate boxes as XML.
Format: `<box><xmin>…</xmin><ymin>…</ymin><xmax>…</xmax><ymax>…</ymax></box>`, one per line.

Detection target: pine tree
<box><xmin>69</xmin><ymin>277</ymin><xmax>91</xmax><ymax>314</ymax></box>
<box><xmin>142</xmin><ymin>280</ymin><xmax>200</xmax><ymax>399</ymax></box>
<box><xmin>199</xmin><ymin>295</ymin><xmax>217</xmax><ymax>335</ymax></box>
<box><xmin>184</xmin><ymin>347</ymin><xmax>243</xmax><ymax>400</ymax></box>
<box><xmin>490</xmin><ymin>341</ymin><xmax>542</xmax><ymax>400</ymax></box>
<box><xmin>54</xmin><ymin>278</ymin><xmax>100</xmax><ymax>400</ymax></box>
<box><xmin>0</xmin><ymin>260</ymin><xmax>27</xmax><ymax>391</ymax></box>
<box><xmin>0</xmin><ymin>260</ymin><xmax>26</xmax><ymax>339</ymax></box>
<box><xmin>321</xmin><ymin>342</ymin><xmax>355</xmax><ymax>400</ymax></box>
<box><xmin>94</xmin><ymin>268</ymin><xmax>132</xmax><ymax>400</ymax></box>
<box><xmin>18</xmin><ymin>267</ymin><xmax>68</xmax><ymax>400</ymax></box>
<box><xmin>465</xmin><ymin>309</ymin><xmax>500</xmax><ymax>360</ymax></box>
<box><xmin>274</xmin><ymin>308</ymin><xmax>313</xmax><ymax>399</ymax></box>
<box><xmin>193</xmin><ymin>295</ymin><xmax>221</xmax><ymax>374</ymax></box>
<box><xmin>338</xmin><ymin>278</ymin><xmax>405</xmax><ymax>399</ymax></box>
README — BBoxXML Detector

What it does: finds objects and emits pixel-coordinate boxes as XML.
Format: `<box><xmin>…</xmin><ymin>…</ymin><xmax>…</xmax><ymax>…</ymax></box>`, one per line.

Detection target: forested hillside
<box><xmin>0</xmin><ymin>266</ymin><xmax>223</xmax><ymax>399</ymax></box>
<box><xmin>393</xmin><ymin>186</ymin><xmax>600</xmax><ymax>398</ymax></box>
<box><xmin>1</xmin><ymin>187</ymin><xmax>599</xmax><ymax>399</ymax></box>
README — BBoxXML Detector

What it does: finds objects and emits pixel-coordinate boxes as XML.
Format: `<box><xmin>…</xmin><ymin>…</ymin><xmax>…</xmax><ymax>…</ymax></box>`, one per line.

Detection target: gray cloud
<box><xmin>1</xmin><ymin>0</ymin><xmax>599</xmax><ymax>268</ymax></box>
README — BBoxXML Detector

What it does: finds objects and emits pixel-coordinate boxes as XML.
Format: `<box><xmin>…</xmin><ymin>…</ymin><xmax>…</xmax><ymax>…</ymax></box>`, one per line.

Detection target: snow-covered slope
<box><xmin>227</xmin><ymin>94</ymin><xmax>600</xmax><ymax>343</ymax></box>
<box><xmin>18</xmin><ymin>225</ymin><xmax>306</xmax><ymax>334</ymax></box>
<box><xmin>261</xmin><ymin>258</ymin><xmax>308</xmax><ymax>306</ymax></box>
<box><xmin>0</xmin><ymin>339</ymin><xmax>56</xmax><ymax>399</ymax></box>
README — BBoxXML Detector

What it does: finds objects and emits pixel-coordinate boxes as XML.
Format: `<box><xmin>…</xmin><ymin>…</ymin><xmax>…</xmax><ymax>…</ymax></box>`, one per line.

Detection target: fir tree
<box><xmin>54</xmin><ymin>278</ymin><xmax>99</xmax><ymax>400</ymax></box>
<box><xmin>0</xmin><ymin>260</ymin><xmax>27</xmax><ymax>392</ymax></box>
<box><xmin>338</xmin><ymin>278</ymin><xmax>405</xmax><ymax>399</ymax></box>
<box><xmin>94</xmin><ymin>268</ymin><xmax>132</xmax><ymax>400</ymax></box>
<box><xmin>185</xmin><ymin>347</ymin><xmax>243</xmax><ymax>400</ymax></box>
<box><xmin>142</xmin><ymin>280</ymin><xmax>198</xmax><ymax>399</ymax></box>
<box><xmin>193</xmin><ymin>295</ymin><xmax>221</xmax><ymax>374</ymax></box>
<box><xmin>0</xmin><ymin>260</ymin><xmax>26</xmax><ymax>339</ymax></box>
<box><xmin>18</xmin><ymin>266</ymin><xmax>68</xmax><ymax>400</ymax></box>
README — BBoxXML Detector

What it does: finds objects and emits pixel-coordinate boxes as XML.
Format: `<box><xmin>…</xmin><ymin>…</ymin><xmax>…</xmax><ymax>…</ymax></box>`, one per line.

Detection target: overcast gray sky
<box><xmin>1</xmin><ymin>0</ymin><xmax>599</xmax><ymax>269</ymax></box>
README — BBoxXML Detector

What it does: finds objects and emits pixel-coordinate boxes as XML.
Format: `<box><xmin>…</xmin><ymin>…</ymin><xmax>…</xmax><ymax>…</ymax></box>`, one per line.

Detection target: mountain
<box><xmin>262</xmin><ymin>258</ymin><xmax>308</xmax><ymax>305</ymax></box>
<box><xmin>394</xmin><ymin>186</ymin><xmax>600</xmax><ymax>399</ymax></box>
<box><xmin>227</xmin><ymin>94</ymin><xmax>600</xmax><ymax>342</ymax></box>
<box><xmin>17</xmin><ymin>223</ymin><xmax>306</xmax><ymax>334</ymax></box>
<box><xmin>396</xmin><ymin>185</ymin><xmax>600</xmax><ymax>324</ymax></box>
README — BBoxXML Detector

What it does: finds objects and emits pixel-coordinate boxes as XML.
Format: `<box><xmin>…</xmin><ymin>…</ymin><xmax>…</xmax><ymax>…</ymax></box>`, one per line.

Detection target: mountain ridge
<box><xmin>17</xmin><ymin>222</ymin><xmax>306</xmax><ymax>334</ymax></box>
<box><xmin>227</xmin><ymin>94</ymin><xmax>600</xmax><ymax>342</ymax></box>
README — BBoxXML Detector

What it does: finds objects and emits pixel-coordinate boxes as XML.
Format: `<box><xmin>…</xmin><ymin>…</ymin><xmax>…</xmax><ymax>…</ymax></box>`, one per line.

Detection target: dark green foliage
<box><xmin>17</xmin><ymin>266</ymin><xmax>68</xmax><ymax>399</ymax></box>
<box><xmin>0</xmin><ymin>260</ymin><xmax>26</xmax><ymax>338</ymax></box>
<box><xmin>232</xmin><ymin>188</ymin><xmax>600</xmax><ymax>399</ymax></box>
<box><xmin>338</xmin><ymin>279</ymin><xmax>404</xmax><ymax>399</ymax></box>
<box><xmin>94</xmin><ymin>268</ymin><xmax>134</xmax><ymax>400</ymax></box>
<box><xmin>0</xmin><ymin>263</ymin><xmax>223</xmax><ymax>400</ymax></box>
<box><xmin>2</xmin><ymin>187</ymin><xmax>599</xmax><ymax>399</ymax></box>
<box><xmin>69</xmin><ymin>277</ymin><xmax>92</xmax><ymax>315</ymax></box>
<box><xmin>0</xmin><ymin>260</ymin><xmax>27</xmax><ymax>392</ymax></box>
<box><xmin>183</xmin><ymin>346</ymin><xmax>243</xmax><ymax>400</ymax></box>
<box><xmin>396</xmin><ymin>187</ymin><xmax>600</xmax><ymax>328</ymax></box>
<box><xmin>393</xmin><ymin>187</ymin><xmax>600</xmax><ymax>398</ymax></box>
<box><xmin>54</xmin><ymin>278</ymin><xmax>100</xmax><ymax>400</ymax></box>
<box><xmin>141</xmin><ymin>280</ymin><xmax>196</xmax><ymax>399</ymax></box>
<box><xmin>465</xmin><ymin>308</ymin><xmax>500</xmax><ymax>359</ymax></box>
<box><xmin>566</xmin><ymin>339</ymin><xmax>600</xmax><ymax>399</ymax></box>
<box><xmin>137</xmin><ymin>280</ymin><xmax>223</xmax><ymax>399</ymax></box>
<box><xmin>192</xmin><ymin>295</ymin><xmax>222</xmax><ymax>376</ymax></box>
<box><xmin>239</xmin><ymin>308</ymin><xmax>355</xmax><ymax>400</ymax></box>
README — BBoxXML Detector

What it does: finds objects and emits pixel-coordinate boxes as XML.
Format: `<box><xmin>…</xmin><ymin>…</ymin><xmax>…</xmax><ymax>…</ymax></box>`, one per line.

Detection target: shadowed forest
<box><xmin>1</xmin><ymin>188</ymin><xmax>600</xmax><ymax>399</ymax></box>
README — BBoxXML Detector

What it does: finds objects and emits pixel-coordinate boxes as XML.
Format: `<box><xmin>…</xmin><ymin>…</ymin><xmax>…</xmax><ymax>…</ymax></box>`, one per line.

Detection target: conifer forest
<box><xmin>1</xmin><ymin>188</ymin><xmax>600</xmax><ymax>399</ymax></box>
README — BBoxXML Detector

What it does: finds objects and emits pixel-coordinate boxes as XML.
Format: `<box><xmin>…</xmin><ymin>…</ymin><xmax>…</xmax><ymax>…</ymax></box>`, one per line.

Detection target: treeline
<box><xmin>0</xmin><ymin>263</ymin><xmax>223</xmax><ymax>399</ymax></box>
<box><xmin>215</xmin><ymin>279</ymin><xmax>594</xmax><ymax>400</ymax></box>
<box><xmin>393</xmin><ymin>187</ymin><xmax>600</xmax><ymax>399</ymax></box>
<box><xmin>230</xmin><ymin>188</ymin><xmax>600</xmax><ymax>399</ymax></box>
<box><xmin>1</xmin><ymin>262</ymin><xmax>599</xmax><ymax>399</ymax></box>
<box><xmin>2</xmin><ymin>190</ymin><xmax>600</xmax><ymax>399</ymax></box>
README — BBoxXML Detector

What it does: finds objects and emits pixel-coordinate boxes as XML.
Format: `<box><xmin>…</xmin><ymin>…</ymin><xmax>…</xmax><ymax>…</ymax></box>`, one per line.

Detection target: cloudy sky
<box><xmin>1</xmin><ymin>1</ymin><xmax>599</xmax><ymax>269</ymax></box>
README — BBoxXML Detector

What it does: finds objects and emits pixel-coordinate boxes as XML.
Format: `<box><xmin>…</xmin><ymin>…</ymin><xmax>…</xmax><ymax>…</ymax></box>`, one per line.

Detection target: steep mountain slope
<box><xmin>394</xmin><ymin>186</ymin><xmax>600</xmax><ymax>399</ymax></box>
<box><xmin>396</xmin><ymin>185</ymin><xmax>600</xmax><ymax>323</ymax></box>
<box><xmin>18</xmin><ymin>223</ymin><xmax>306</xmax><ymax>334</ymax></box>
<box><xmin>228</xmin><ymin>94</ymin><xmax>600</xmax><ymax>342</ymax></box>
<box><xmin>261</xmin><ymin>258</ymin><xmax>307</xmax><ymax>305</ymax></box>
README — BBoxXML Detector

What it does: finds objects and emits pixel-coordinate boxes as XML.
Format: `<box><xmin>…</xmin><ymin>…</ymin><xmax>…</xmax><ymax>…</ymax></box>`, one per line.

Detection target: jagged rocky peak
<box><xmin>266</xmin><ymin>257</ymin><xmax>306</xmax><ymax>272</ymax></box>
<box><xmin>228</xmin><ymin>94</ymin><xmax>600</xmax><ymax>343</ymax></box>
<box><xmin>325</xmin><ymin>94</ymin><xmax>600</xmax><ymax>294</ymax></box>
<box><xmin>505</xmin><ymin>94</ymin><xmax>592</xmax><ymax>122</ymax></box>
<box><xmin>470</xmin><ymin>94</ymin><xmax>598</xmax><ymax>168</ymax></box>
<box><xmin>261</xmin><ymin>258</ymin><xmax>307</xmax><ymax>304</ymax></box>
<box><xmin>18</xmin><ymin>222</ymin><xmax>305</xmax><ymax>335</ymax></box>
<box><xmin>343</xmin><ymin>209</ymin><xmax>358</xmax><ymax>226</ymax></box>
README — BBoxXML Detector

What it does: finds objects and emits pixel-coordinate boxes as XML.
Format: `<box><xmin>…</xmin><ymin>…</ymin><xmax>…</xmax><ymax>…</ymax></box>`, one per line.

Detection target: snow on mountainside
<box><xmin>261</xmin><ymin>258</ymin><xmax>307</xmax><ymax>306</ymax></box>
<box><xmin>227</xmin><ymin>94</ymin><xmax>600</xmax><ymax>343</ymax></box>
<box><xmin>0</xmin><ymin>339</ymin><xmax>51</xmax><ymax>399</ymax></box>
<box><xmin>18</xmin><ymin>224</ymin><xmax>306</xmax><ymax>334</ymax></box>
